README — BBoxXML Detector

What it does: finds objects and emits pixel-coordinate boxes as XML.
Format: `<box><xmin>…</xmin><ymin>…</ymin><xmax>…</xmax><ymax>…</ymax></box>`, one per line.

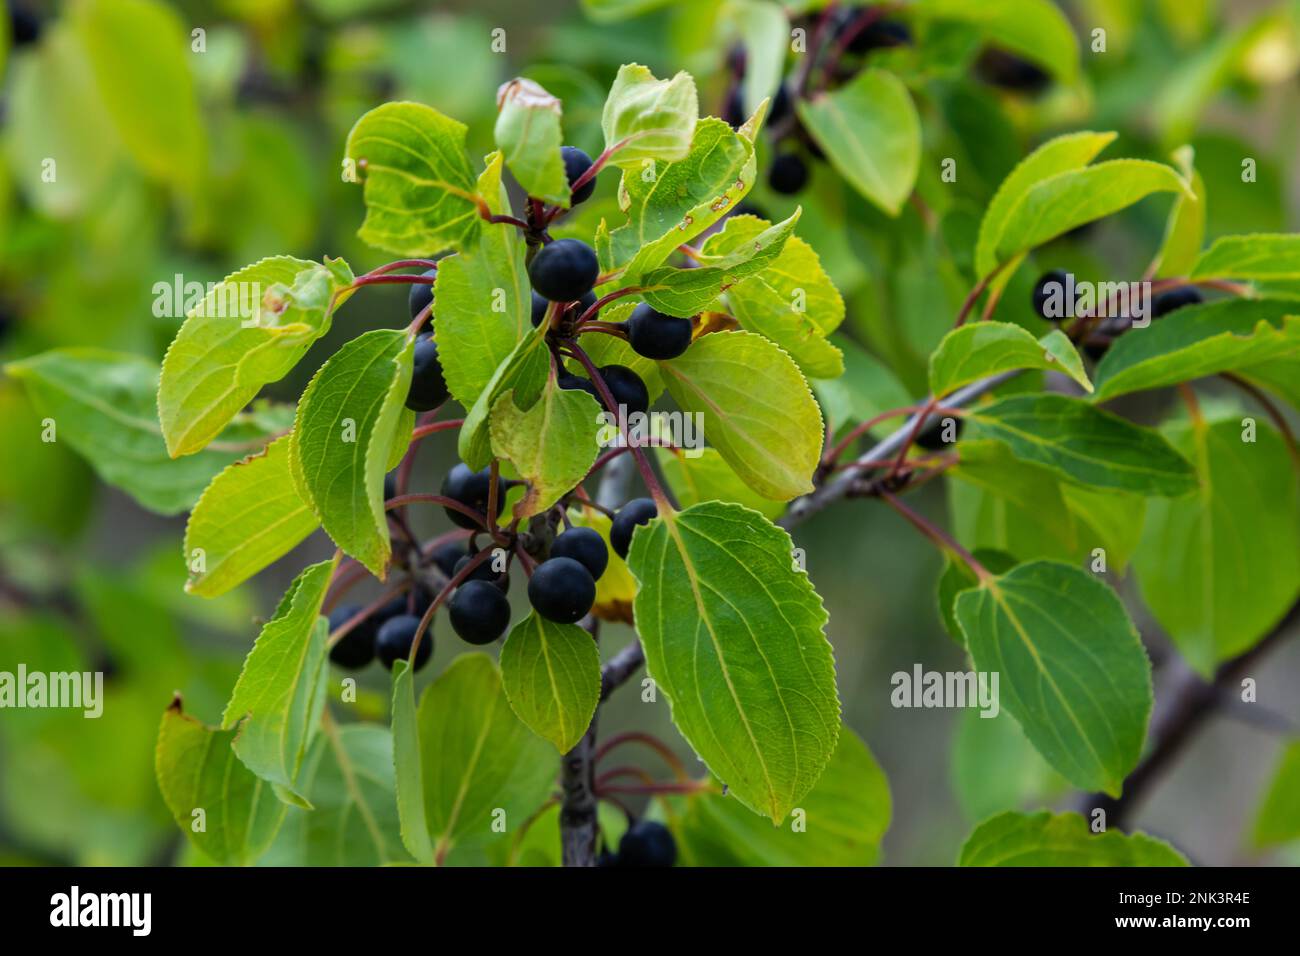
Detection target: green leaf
<box><xmin>936</xmin><ymin>547</ymin><xmax>1017</xmax><ymax>644</ymax></box>
<box><xmin>959</xmin><ymin>811</ymin><xmax>1188</xmax><ymax>866</ymax></box>
<box><xmin>626</xmin><ymin>501</ymin><xmax>841</xmax><ymax>822</ymax></box>
<box><xmin>796</xmin><ymin>69</ymin><xmax>920</xmax><ymax>216</ymax></box>
<box><xmin>729</xmin><ymin>1</ymin><xmax>788</xmax><ymax>116</ymax></box>
<box><xmin>344</xmin><ymin>101</ymin><xmax>480</xmax><ymax>256</ymax></box>
<box><xmin>929</xmin><ymin>323</ymin><xmax>1091</xmax><ymax>397</ymax></box>
<box><xmin>71</xmin><ymin>0</ymin><xmax>204</xmax><ymax>192</ymax></box>
<box><xmin>640</xmin><ymin>210</ymin><xmax>802</xmax><ymax>317</ymax></box>
<box><xmin>974</xmin><ymin>131</ymin><xmax>1116</xmax><ymax>282</ymax></box>
<box><xmin>183</xmin><ymin>436</ymin><xmax>319</xmax><ymax>598</ymax></box>
<box><xmin>1092</xmin><ymin>299</ymin><xmax>1300</xmax><ymax>402</ymax></box>
<box><xmin>1133</xmin><ymin>417</ymin><xmax>1300</xmax><ymax>675</ymax></box>
<box><xmin>966</xmin><ymin>393</ymin><xmax>1197</xmax><ymax>495</ymax></box>
<box><xmin>1153</xmin><ymin>145</ymin><xmax>1207</xmax><ymax>279</ymax></box>
<box><xmin>499</xmin><ymin>613</ymin><xmax>601</xmax><ymax>753</ymax></box>
<box><xmin>391</xmin><ymin>660</ymin><xmax>436</xmax><ymax>864</ymax></box>
<box><xmin>222</xmin><ymin>558</ymin><xmax>338</xmax><ymax>806</ymax></box>
<box><xmin>458</xmin><ymin>325</ymin><xmax>552</xmax><ymax>471</ymax></box>
<box><xmin>1190</xmin><ymin>234</ymin><xmax>1300</xmax><ymax>280</ymax></box>
<box><xmin>677</xmin><ymin>728</ymin><xmax>889</xmax><ymax>866</ymax></box>
<box><xmin>158</xmin><ymin>256</ymin><xmax>353</xmax><ymax>457</ymax></box>
<box><xmin>261</xmin><ymin>724</ymin><xmax>412</xmax><ymax>866</ymax></box>
<box><xmin>5</xmin><ymin>349</ymin><xmax>284</xmax><ymax>516</ymax></box>
<box><xmin>489</xmin><ymin>381</ymin><xmax>601</xmax><ymax>520</ymax></box>
<box><xmin>1252</xmin><ymin>740</ymin><xmax>1300</xmax><ymax>848</ymax></box>
<box><xmin>494</xmin><ymin>78</ymin><xmax>569</xmax><ymax>206</ymax></box>
<box><xmin>600</xmin><ymin>63</ymin><xmax>698</xmax><ymax>169</ymax></box>
<box><xmin>581</xmin><ymin>0</ymin><xmax>675</xmax><ymax>20</ymax></box>
<box><xmin>994</xmin><ymin>160</ymin><xmax>1191</xmax><ymax>263</ymax></box>
<box><xmin>416</xmin><ymin>654</ymin><xmax>556</xmax><ymax>864</ymax></box>
<box><xmin>655</xmin><ymin>447</ymin><xmax>785</xmax><ymax>521</ymax></box>
<box><xmin>700</xmin><ymin>214</ymin><xmax>846</xmax><ymax>377</ymax></box>
<box><xmin>951</xmin><ymin>709</ymin><xmax>1066</xmax><ymax>823</ymax></box>
<box><xmin>155</xmin><ymin>698</ymin><xmax>287</xmax><ymax>866</ymax></box>
<box><xmin>918</xmin><ymin>0</ymin><xmax>1081</xmax><ymax>85</ymax></box>
<box><xmin>433</xmin><ymin>152</ymin><xmax>533</xmax><ymax>412</ymax></box>
<box><xmin>659</xmin><ymin>331</ymin><xmax>823</xmax><ymax>501</ymax></box>
<box><xmin>290</xmin><ymin>330</ymin><xmax>414</xmax><ymax>576</ymax></box>
<box><xmin>955</xmin><ymin>561</ymin><xmax>1153</xmax><ymax>796</ymax></box>
<box><xmin>599</xmin><ymin>117</ymin><xmax>755</xmax><ymax>281</ymax></box>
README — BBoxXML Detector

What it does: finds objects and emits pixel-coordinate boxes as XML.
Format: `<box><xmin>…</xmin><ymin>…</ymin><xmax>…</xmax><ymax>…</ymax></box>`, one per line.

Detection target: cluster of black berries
<box><xmin>7</xmin><ymin>1</ymin><xmax>40</xmax><ymax>47</ymax></box>
<box><xmin>723</xmin><ymin>13</ymin><xmax>912</xmax><ymax>196</ymax></box>
<box><xmin>599</xmin><ymin>820</ymin><xmax>677</xmax><ymax>867</ymax></box>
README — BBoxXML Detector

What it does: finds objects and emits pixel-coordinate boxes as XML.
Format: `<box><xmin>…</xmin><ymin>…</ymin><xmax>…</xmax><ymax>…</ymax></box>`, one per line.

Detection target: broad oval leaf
<box><xmin>600</xmin><ymin>64</ymin><xmax>698</xmax><ymax>169</ymax></box>
<box><xmin>158</xmin><ymin>255</ymin><xmax>353</xmax><ymax>457</ymax></box>
<box><xmin>345</xmin><ymin>101</ymin><xmax>480</xmax><ymax>256</ymax></box>
<box><xmin>291</xmin><ymin>330</ymin><xmax>414</xmax><ymax>576</ymax></box>
<box><xmin>1153</xmin><ymin>145</ymin><xmax>1206</xmax><ymax>278</ymax></box>
<box><xmin>6</xmin><ymin>349</ymin><xmax>285</xmax><ymax>515</ymax></box>
<box><xmin>458</xmin><ymin>324</ymin><xmax>552</xmax><ymax>471</ymax></box>
<box><xmin>1134</xmin><ymin>418</ymin><xmax>1300</xmax><ymax>676</ymax></box>
<box><xmin>1190</xmin><ymin>233</ymin><xmax>1300</xmax><ymax>280</ymax></box>
<box><xmin>417</xmin><ymin>654</ymin><xmax>557</xmax><ymax>864</ymax></box>
<box><xmin>1092</xmin><ymin>299</ymin><xmax>1300</xmax><ymax>402</ymax></box>
<box><xmin>966</xmin><ymin>392</ymin><xmax>1197</xmax><ymax>496</ymax></box>
<box><xmin>959</xmin><ymin>811</ymin><xmax>1188</xmax><ymax>866</ymax></box>
<box><xmin>676</xmin><ymin>727</ymin><xmax>889</xmax><ymax>866</ymax></box>
<box><xmin>184</xmin><ymin>435</ymin><xmax>319</xmax><ymax>598</ymax></box>
<box><xmin>499</xmin><ymin>613</ymin><xmax>601</xmax><ymax>753</ymax></box>
<box><xmin>626</xmin><ymin>500</ymin><xmax>841</xmax><ymax>822</ymax></box>
<box><xmin>730</xmin><ymin>0</ymin><xmax>787</xmax><ymax>116</ymax></box>
<box><xmin>490</xmin><ymin>381</ymin><xmax>601</xmax><ymax>520</ymax></box>
<box><xmin>700</xmin><ymin>214</ymin><xmax>846</xmax><ymax>378</ymax></box>
<box><xmin>391</xmin><ymin>660</ymin><xmax>435</xmax><ymax>864</ymax></box>
<box><xmin>494</xmin><ymin>78</ymin><xmax>568</xmax><ymax>205</ymax></box>
<box><xmin>659</xmin><ymin>330</ymin><xmax>823</xmax><ymax>501</ymax></box>
<box><xmin>797</xmin><ymin>69</ymin><xmax>920</xmax><ymax>216</ymax></box>
<box><xmin>655</xmin><ymin>446</ymin><xmax>785</xmax><ymax>521</ymax></box>
<box><xmin>955</xmin><ymin>560</ymin><xmax>1153</xmax><ymax>796</ymax></box>
<box><xmin>155</xmin><ymin>697</ymin><xmax>287</xmax><ymax>866</ymax></box>
<box><xmin>222</xmin><ymin>557</ymin><xmax>338</xmax><ymax>806</ymax></box>
<box><xmin>929</xmin><ymin>323</ymin><xmax>1091</xmax><ymax>397</ymax></box>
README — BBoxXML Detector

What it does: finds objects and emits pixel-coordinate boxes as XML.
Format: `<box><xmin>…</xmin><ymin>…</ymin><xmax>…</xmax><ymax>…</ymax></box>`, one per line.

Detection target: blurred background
<box><xmin>1</xmin><ymin>0</ymin><xmax>1299</xmax><ymax>866</ymax></box>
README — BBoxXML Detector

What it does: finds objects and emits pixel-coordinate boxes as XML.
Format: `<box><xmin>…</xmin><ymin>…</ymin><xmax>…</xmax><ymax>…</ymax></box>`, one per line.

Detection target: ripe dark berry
<box><xmin>597</xmin><ymin>849</ymin><xmax>620</xmax><ymax>867</ymax></box>
<box><xmin>731</xmin><ymin>200</ymin><xmax>767</xmax><ymax>221</ymax></box>
<box><xmin>975</xmin><ymin>49</ymin><xmax>1051</xmax><ymax>95</ymax></box>
<box><xmin>1152</xmin><ymin>286</ymin><xmax>1203</xmax><ymax>318</ymax></box>
<box><xmin>561</xmin><ymin>146</ymin><xmax>597</xmax><ymax>205</ymax></box>
<box><xmin>440</xmin><ymin>463</ymin><xmax>504</xmax><ymax>530</ymax></box>
<box><xmin>448</xmin><ymin>580</ymin><xmax>511</xmax><ymax>645</ymax></box>
<box><xmin>722</xmin><ymin>87</ymin><xmax>746</xmax><ymax>129</ymax></box>
<box><xmin>384</xmin><ymin>470</ymin><xmax>399</xmax><ymax>502</ymax></box>
<box><xmin>375</xmin><ymin>614</ymin><xmax>432</xmax><ymax>671</ymax></box>
<box><xmin>430</xmin><ymin>539</ymin><xmax>469</xmax><ymax>578</ymax></box>
<box><xmin>550</xmin><ymin>527</ymin><xmax>609</xmax><ymax>581</ymax></box>
<box><xmin>626</xmin><ymin>303</ymin><xmax>693</xmax><ymax>360</ymax></box>
<box><xmin>528</xmin><ymin>239</ymin><xmax>599</xmax><ymax>303</ymax></box>
<box><xmin>377</xmin><ymin>586</ymin><xmax>433</xmax><ymax>623</ymax></box>
<box><xmin>527</xmin><ymin>557</ymin><xmax>596</xmax><ymax>624</ymax></box>
<box><xmin>406</xmin><ymin>333</ymin><xmax>449</xmax><ymax>411</ymax></box>
<box><xmin>574</xmin><ymin>290</ymin><xmax>598</xmax><ymax>320</ymax></box>
<box><xmin>327</xmin><ymin>604</ymin><xmax>377</xmax><ymax>669</ymax></box>
<box><xmin>455</xmin><ymin>554</ymin><xmax>510</xmax><ymax>593</ymax></box>
<box><xmin>618</xmin><ymin>820</ymin><xmax>676</xmax><ymax>867</ymax></box>
<box><xmin>768</xmin><ymin>153</ymin><xmax>809</xmax><ymax>195</ymax></box>
<box><xmin>846</xmin><ymin>19</ymin><xmax>912</xmax><ymax>54</ymax></box>
<box><xmin>1031</xmin><ymin>269</ymin><xmax>1071</xmax><ymax>322</ymax></box>
<box><xmin>559</xmin><ymin>372</ymin><xmax>600</xmax><ymax>400</ymax></box>
<box><xmin>597</xmin><ymin>365</ymin><xmax>649</xmax><ymax>416</ymax></box>
<box><xmin>769</xmin><ymin>84</ymin><xmax>792</xmax><ymax>125</ymax></box>
<box><xmin>610</xmin><ymin>498</ymin><xmax>657</xmax><ymax>559</ymax></box>
<box><xmin>915</xmin><ymin>416</ymin><xmax>964</xmax><ymax>451</ymax></box>
<box><xmin>531</xmin><ymin>290</ymin><xmax>551</xmax><ymax>328</ymax></box>
<box><xmin>9</xmin><ymin>2</ymin><xmax>40</xmax><ymax>47</ymax></box>
<box><xmin>407</xmin><ymin>268</ymin><xmax>438</xmax><ymax>320</ymax></box>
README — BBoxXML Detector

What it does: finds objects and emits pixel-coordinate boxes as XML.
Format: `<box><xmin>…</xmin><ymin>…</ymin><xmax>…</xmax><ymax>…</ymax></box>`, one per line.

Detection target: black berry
<box><xmin>531</xmin><ymin>290</ymin><xmax>551</xmax><ymax>328</ymax></box>
<box><xmin>327</xmin><ymin>604</ymin><xmax>377</xmax><ymax>669</ymax></box>
<box><xmin>627</xmin><ymin>303</ymin><xmax>693</xmax><ymax>360</ymax></box>
<box><xmin>529</xmin><ymin>239</ymin><xmax>599</xmax><ymax>303</ymax></box>
<box><xmin>597</xmin><ymin>849</ymin><xmax>621</xmax><ymax>867</ymax></box>
<box><xmin>559</xmin><ymin>372</ymin><xmax>600</xmax><ymax>400</ymax></box>
<box><xmin>574</xmin><ymin>290</ymin><xmax>598</xmax><ymax>320</ymax></box>
<box><xmin>618</xmin><ymin>820</ymin><xmax>676</xmax><ymax>867</ymax></box>
<box><xmin>731</xmin><ymin>200</ymin><xmax>767</xmax><ymax>220</ymax></box>
<box><xmin>1152</xmin><ymin>286</ymin><xmax>1203</xmax><ymax>318</ymax></box>
<box><xmin>597</xmin><ymin>365</ymin><xmax>649</xmax><ymax>416</ymax></box>
<box><xmin>448</xmin><ymin>580</ymin><xmax>511</xmax><ymax>645</ymax></box>
<box><xmin>915</xmin><ymin>416</ymin><xmax>964</xmax><ymax>451</ymax></box>
<box><xmin>1031</xmin><ymin>269</ymin><xmax>1070</xmax><ymax>322</ymax></box>
<box><xmin>561</xmin><ymin>146</ymin><xmax>597</xmax><ymax>205</ymax></box>
<box><xmin>9</xmin><ymin>2</ymin><xmax>40</xmax><ymax>47</ymax></box>
<box><xmin>406</xmin><ymin>333</ymin><xmax>449</xmax><ymax>411</ymax></box>
<box><xmin>527</xmin><ymin>557</ymin><xmax>596</xmax><ymax>624</ymax></box>
<box><xmin>768</xmin><ymin>153</ymin><xmax>809</xmax><ymax>195</ymax></box>
<box><xmin>976</xmin><ymin>49</ymin><xmax>1051</xmax><ymax>95</ymax></box>
<box><xmin>375</xmin><ymin>614</ymin><xmax>432</xmax><ymax>671</ymax></box>
<box><xmin>430</xmin><ymin>539</ymin><xmax>469</xmax><ymax>578</ymax></box>
<box><xmin>440</xmin><ymin>463</ymin><xmax>505</xmax><ymax>530</ymax></box>
<box><xmin>769</xmin><ymin>84</ymin><xmax>792</xmax><ymax>125</ymax></box>
<box><xmin>455</xmin><ymin>554</ymin><xmax>510</xmax><ymax>593</ymax></box>
<box><xmin>610</xmin><ymin>498</ymin><xmax>657</xmax><ymax>559</ymax></box>
<box><xmin>550</xmin><ymin>527</ymin><xmax>609</xmax><ymax>581</ymax></box>
<box><xmin>846</xmin><ymin>18</ymin><xmax>912</xmax><ymax>54</ymax></box>
<box><xmin>722</xmin><ymin>87</ymin><xmax>746</xmax><ymax>129</ymax></box>
<box><xmin>377</xmin><ymin>586</ymin><xmax>433</xmax><ymax>623</ymax></box>
<box><xmin>384</xmin><ymin>470</ymin><xmax>399</xmax><ymax>502</ymax></box>
<box><xmin>407</xmin><ymin>268</ymin><xmax>438</xmax><ymax>320</ymax></box>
